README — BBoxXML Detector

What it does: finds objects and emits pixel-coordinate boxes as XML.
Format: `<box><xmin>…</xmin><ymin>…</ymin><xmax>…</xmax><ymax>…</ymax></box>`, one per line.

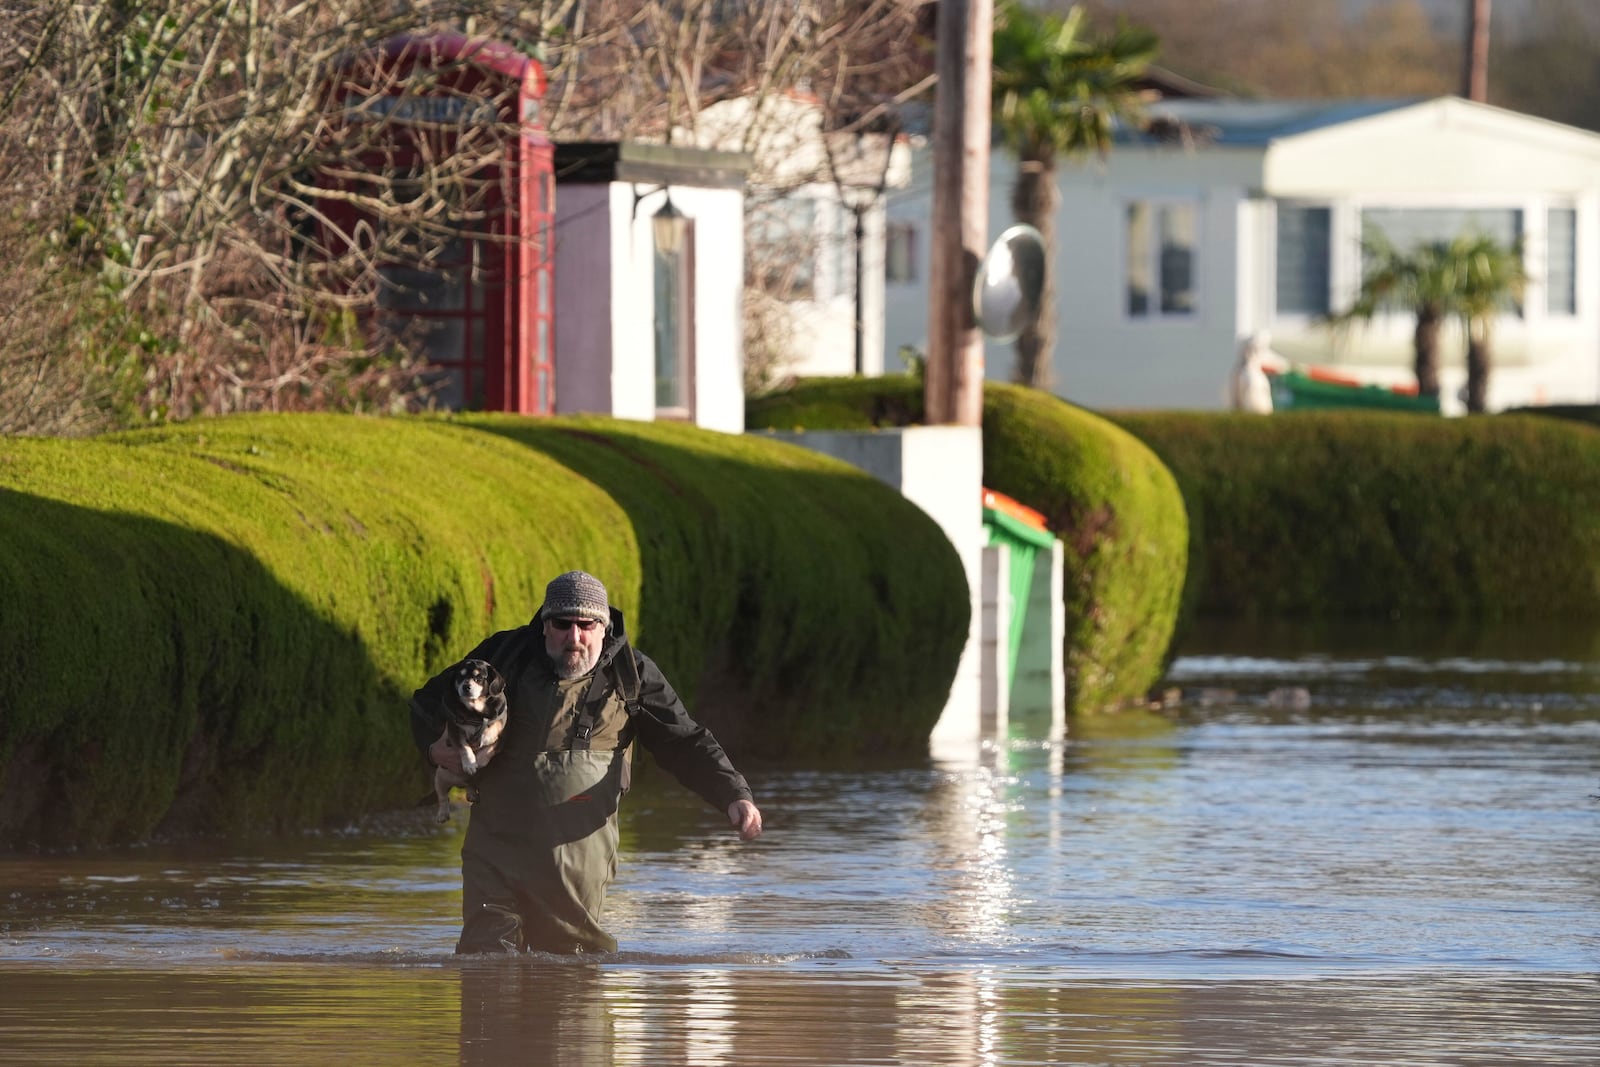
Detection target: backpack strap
<box><xmin>569</xmin><ymin>642</ymin><xmax>642</xmax><ymax>751</ymax></box>
<box><xmin>608</xmin><ymin>645</ymin><xmax>644</xmax><ymax>713</ymax></box>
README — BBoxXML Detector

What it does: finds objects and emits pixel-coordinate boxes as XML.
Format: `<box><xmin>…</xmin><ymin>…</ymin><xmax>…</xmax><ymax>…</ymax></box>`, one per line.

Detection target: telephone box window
<box><xmin>317</xmin><ymin>33</ymin><xmax>555</xmax><ymax>414</ymax></box>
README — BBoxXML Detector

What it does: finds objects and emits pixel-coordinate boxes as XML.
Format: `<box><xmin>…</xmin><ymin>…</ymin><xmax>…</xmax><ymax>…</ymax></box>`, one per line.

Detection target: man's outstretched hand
<box><xmin>727</xmin><ymin>799</ymin><xmax>763</xmax><ymax>841</ymax></box>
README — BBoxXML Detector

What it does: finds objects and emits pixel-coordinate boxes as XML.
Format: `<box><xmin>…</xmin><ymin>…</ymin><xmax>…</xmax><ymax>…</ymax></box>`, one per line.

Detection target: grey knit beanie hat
<box><xmin>541</xmin><ymin>570</ymin><xmax>610</xmax><ymax>624</ymax></box>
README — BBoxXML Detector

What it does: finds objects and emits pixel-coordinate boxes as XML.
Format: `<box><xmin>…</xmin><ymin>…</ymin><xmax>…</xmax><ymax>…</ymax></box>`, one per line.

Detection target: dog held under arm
<box><xmin>432</xmin><ymin>659</ymin><xmax>509</xmax><ymax>823</ymax></box>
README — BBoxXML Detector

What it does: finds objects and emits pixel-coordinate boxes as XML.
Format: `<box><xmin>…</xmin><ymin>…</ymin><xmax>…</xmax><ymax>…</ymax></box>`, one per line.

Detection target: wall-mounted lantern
<box><xmin>652</xmin><ymin>195</ymin><xmax>687</xmax><ymax>255</ymax></box>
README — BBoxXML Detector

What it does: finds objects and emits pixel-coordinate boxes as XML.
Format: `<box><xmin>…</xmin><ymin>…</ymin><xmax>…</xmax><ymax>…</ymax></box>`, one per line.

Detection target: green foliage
<box><xmin>1106</xmin><ymin>410</ymin><xmax>1600</xmax><ymax>624</ymax></box>
<box><xmin>980</xmin><ymin>386</ymin><xmax>1187</xmax><ymax>714</ymax></box>
<box><xmin>747</xmin><ymin>375</ymin><xmax>922</xmax><ymax>432</ymax></box>
<box><xmin>747</xmin><ymin>377</ymin><xmax>1190</xmax><ymax>714</ymax></box>
<box><xmin>0</xmin><ymin>412</ymin><xmax>969</xmax><ymax>848</ymax></box>
<box><xmin>992</xmin><ymin>1</ymin><xmax>1159</xmax><ymax>163</ymax></box>
<box><xmin>1509</xmin><ymin>404</ymin><xmax>1600</xmax><ymax>429</ymax></box>
<box><xmin>1453</xmin><ymin>234</ymin><xmax>1529</xmax><ymax>321</ymax></box>
<box><xmin>1334</xmin><ymin>230</ymin><xmax>1463</xmax><ymax>322</ymax></box>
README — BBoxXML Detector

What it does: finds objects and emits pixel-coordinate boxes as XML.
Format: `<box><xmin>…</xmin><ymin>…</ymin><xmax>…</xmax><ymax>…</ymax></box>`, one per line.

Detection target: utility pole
<box><xmin>1462</xmin><ymin>0</ymin><xmax>1491</xmax><ymax>102</ymax></box>
<box><xmin>926</xmin><ymin>0</ymin><xmax>991</xmax><ymax>426</ymax></box>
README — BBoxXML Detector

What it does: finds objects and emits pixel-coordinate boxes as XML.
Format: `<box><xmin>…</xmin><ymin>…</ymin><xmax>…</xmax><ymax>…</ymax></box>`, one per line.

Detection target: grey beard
<box><xmin>553</xmin><ymin>649</ymin><xmax>598</xmax><ymax>680</ymax></box>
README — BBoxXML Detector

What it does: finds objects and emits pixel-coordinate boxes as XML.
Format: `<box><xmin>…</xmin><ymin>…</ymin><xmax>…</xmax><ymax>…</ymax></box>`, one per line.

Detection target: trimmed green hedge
<box><xmin>463</xmin><ymin>416</ymin><xmax>971</xmax><ymax>758</ymax></box>
<box><xmin>0</xmin><ymin>413</ymin><xmax>967</xmax><ymax>849</ymax></box>
<box><xmin>1106</xmin><ymin>410</ymin><xmax>1600</xmax><ymax>621</ymax></box>
<box><xmin>746</xmin><ymin>377</ymin><xmax>1189</xmax><ymax>714</ymax></box>
<box><xmin>1506</xmin><ymin>404</ymin><xmax>1600</xmax><ymax>430</ymax></box>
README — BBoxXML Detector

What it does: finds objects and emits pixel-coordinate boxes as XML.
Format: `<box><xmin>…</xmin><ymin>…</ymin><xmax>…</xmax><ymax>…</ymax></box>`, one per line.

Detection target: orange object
<box><xmin>1305</xmin><ymin>365</ymin><xmax>1421</xmax><ymax>396</ymax></box>
<box><xmin>982</xmin><ymin>488</ymin><xmax>1049</xmax><ymax>531</ymax></box>
<box><xmin>1306</xmin><ymin>366</ymin><xmax>1364</xmax><ymax>388</ymax></box>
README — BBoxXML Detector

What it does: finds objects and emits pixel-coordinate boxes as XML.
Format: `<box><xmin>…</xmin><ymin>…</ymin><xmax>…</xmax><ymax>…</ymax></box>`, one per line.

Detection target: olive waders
<box><xmin>455</xmin><ymin>641</ymin><xmax>639</xmax><ymax>954</ymax></box>
<box><xmin>411</xmin><ymin>608</ymin><xmax>753</xmax><ymax>956</ymax></box>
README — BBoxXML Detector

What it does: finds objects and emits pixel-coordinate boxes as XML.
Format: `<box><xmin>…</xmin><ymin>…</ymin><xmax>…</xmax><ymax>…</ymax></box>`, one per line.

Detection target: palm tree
<box><xmin>1455</xmin><ymin>233</ymin><xmax>1526</xmax><ymax>413</ymax></box>
<box><xmin>1332</xmin><ymin>230</ymin><xmax>1525</xmax><ymax>409</ymax></box>
<box><xmin>1332</xmin><ymin>231</ymin><xmax>1464</xmax><ymax>399</ymax></box>
<box><xmin>991</xmin><ymin>1</ymin><xmax>1158</xmax><ymax>390</ymax></box>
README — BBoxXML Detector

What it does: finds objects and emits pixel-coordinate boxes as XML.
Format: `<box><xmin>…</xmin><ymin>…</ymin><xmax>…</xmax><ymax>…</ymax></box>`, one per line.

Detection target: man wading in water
<box><xmin>410</xmin><ymin>570</ymin><xmax>763</xmax><ymax>953</ymax></box>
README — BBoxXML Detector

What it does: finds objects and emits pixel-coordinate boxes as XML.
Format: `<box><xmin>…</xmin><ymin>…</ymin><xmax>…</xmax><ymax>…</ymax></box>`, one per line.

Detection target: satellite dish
<box><xmin>973</xmin><ymin>224</ymin><xmax>1046</xmax><ymax>343</ymax></box>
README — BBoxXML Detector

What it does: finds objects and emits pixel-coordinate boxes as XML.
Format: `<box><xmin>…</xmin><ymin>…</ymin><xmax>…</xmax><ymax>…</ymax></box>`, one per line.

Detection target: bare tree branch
<box><xmin>0</xmin><ymin>0</ymin><xmax>933</xmax><ymax>431</ymax></box>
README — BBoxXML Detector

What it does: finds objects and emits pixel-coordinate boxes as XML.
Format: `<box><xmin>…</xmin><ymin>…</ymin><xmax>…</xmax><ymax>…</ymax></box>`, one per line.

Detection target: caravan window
<box><xmin>886</xmin><ymin>222</ymin><xmax>918</xmax><ymax>284</ymax></box>
<box><xmin>1547</xmin><ymin>207</ymin><xmax>1576</xmax><ymax>317</ymax></box>
<box><xmin>1126</xmin><ymin>200</ymin><xmax>1197</xmax><ymax>319</ymax></box>
<box><xmin>1276</xmin><ymin>203</ymin><xmax>1331</xmax><ymax>316</ymax></box>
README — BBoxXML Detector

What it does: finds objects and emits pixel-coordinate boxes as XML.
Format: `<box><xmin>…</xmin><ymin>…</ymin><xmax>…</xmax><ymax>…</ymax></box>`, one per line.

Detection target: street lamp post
<box><xmin>841</xmin><ymin>127</ymin><xmax>898</xmax><ymax>377</ymax></box>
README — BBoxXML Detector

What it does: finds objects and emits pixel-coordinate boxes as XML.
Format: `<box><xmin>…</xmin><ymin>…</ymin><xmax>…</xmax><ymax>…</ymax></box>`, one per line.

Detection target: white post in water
<box><xmin>979</xmin><ymin>543</ymin><xmax>1011</xmax><ymax>734</ymax></box>
<box><xmin>753</xmin><ymin>427</ymin><xmax>987</xmax><ymax>756</ymax></box>
<box><xmin>1030</xmin><ymin>539</ymin><xmax>1068</xmax><ymax>742</ymax></box>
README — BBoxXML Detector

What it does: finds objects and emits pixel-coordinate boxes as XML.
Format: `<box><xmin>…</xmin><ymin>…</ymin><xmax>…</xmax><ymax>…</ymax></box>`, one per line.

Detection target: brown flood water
<box><xmin>3</xmin><ymin>626</ymin><xmax>1598</xmax><ymax>1065</ymax></box>
<box><xmin>3</xmin><ymin>962</ymin><xmax>1596</xmax><ymax>1066</ymax></box>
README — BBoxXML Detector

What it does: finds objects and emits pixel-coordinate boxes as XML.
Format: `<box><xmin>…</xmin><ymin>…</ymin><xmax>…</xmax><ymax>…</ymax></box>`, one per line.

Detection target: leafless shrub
<box><xmin>742</xmin><ymin>286</ymin><xmax>802</xmax><ymax>396</ymax></box>
<box><xmin>0</xmin><ymin>1</ymin><xmax>931</xmax><ymax>432</ymax></box>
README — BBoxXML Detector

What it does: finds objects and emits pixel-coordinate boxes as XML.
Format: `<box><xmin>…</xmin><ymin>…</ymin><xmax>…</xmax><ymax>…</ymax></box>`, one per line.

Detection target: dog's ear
<box><xmin>486</xmin><ymin>670</ymin><xmax>507</xmax><ymax>697</ymax></box>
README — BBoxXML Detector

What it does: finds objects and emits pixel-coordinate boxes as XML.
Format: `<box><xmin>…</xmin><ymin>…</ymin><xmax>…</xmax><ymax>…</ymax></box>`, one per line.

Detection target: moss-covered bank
<box><xmin>0</xmin><ymin>414</ymin><xmax>967</xmax><ymax>850</ymax></box>
<box><xmin>746</xmin><ymin>377</ymin><xmax>1188</xmax><ymax>714</ymax></box>
<box><xmin>1105</xmin><ymin>410</ymin><xmax>1600</xmax><ymax>622</ymax></box>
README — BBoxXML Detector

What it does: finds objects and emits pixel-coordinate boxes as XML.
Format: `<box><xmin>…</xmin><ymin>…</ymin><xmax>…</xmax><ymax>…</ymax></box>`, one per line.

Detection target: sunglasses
<box><xmin>549</xmin><ymin>617</ymin><xmax>603</xmax><ymax>632</ymax></box>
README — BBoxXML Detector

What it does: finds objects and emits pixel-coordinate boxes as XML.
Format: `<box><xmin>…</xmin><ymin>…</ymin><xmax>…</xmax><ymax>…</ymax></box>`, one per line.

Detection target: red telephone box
<box><xmin>319</xmin><ymin>34</ymin><xmax>554</xmax><ymax>413</ymax></box>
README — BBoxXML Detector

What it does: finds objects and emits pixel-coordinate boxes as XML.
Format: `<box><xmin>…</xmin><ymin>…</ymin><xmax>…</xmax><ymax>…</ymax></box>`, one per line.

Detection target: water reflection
<box><xmin>460</xmin><ymin>960</ymin><xmax>608</xmax><ymax>1066</ymax></box>
<box><xmin>3</xmin><ymin>959</ymin><xmax>1597</xmax><ymax>1066</ymax></box>
<box><xmin>3</xmin><ymin>622</ymin><xmax>1600</xmax><ymax>1064</ymax></box>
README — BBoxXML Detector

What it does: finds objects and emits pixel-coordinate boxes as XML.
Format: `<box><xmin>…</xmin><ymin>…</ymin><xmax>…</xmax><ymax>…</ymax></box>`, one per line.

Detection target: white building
<box><xmin>552</xmin><ymin>141</ymin><xmax>752</xmax><ymax>433</ymax></box>
<box><xmin>884</xmin><ymin>96</ymin><xmax>1600</xmax><ymax>414</ymax></box>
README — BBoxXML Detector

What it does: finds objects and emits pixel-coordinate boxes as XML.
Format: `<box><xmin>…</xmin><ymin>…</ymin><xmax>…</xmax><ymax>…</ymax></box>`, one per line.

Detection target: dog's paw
<box><xmin>434</xmin><ymin>803</ymin><xmax>453</xmax><ymax>824</ymax></box>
